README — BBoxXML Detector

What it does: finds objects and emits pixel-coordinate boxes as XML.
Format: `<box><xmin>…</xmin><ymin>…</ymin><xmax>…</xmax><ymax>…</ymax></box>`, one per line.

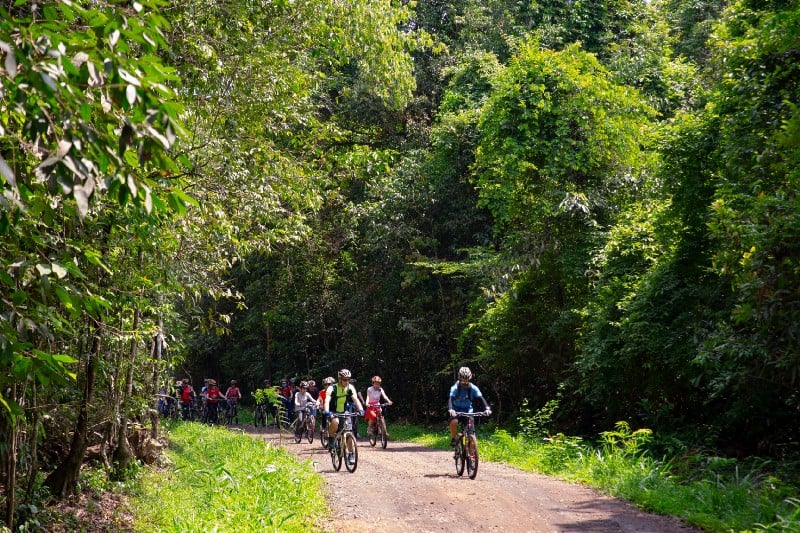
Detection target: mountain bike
<box><xmin>367</xmin><ymin>403</ymin><xmax>390</xmax><ymax>449</ymax></box>
<box><xmin>293</xmin><ymin>404</ymin><xmax>315</xmax><ymax>444</ymax></box>
<box><xmin>319</xmin><ymin>414</ymin><xmax>330</xmax><ymax>448</ymax></box>
<box><xmin>453</xmin><ymin>412</ymin><xmax>488</xmax><ymax>480</ymax></box>
<box><xmin>224</xmin><ymin>399</ymin><xmax>239</xmax><ymax>425</ymax></box>
<box><xmin>253</xmin><ymin>401</ymin><xmax>268</xmax><ymax>427</ymax></box>
<box><xmin>328</xmin><ymin>412</ymin><xmax>359</xmax><ymax>473</ymax></box>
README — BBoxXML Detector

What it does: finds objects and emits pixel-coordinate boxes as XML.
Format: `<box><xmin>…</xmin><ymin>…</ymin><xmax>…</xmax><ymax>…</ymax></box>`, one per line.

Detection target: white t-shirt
<box><xmin>365</xmin><ymin>386</ymin><xmax>384</xmax><ymax>406</ymax></box>
<box><xmin>294</xmin><ymin>390</ymin><xmax>315</xmax><ymax>410</ymax></box>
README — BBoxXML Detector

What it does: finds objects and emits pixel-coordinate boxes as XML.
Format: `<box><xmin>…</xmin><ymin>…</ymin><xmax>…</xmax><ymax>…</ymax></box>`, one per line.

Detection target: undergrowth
<box><xmin>130</xmin><ymin>422</ymin><xmax>328</xmax><ymax>532</ymax></box>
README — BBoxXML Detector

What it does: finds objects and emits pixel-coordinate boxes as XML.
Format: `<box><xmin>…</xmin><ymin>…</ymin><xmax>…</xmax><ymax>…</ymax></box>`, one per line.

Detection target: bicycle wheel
<box><xmin>319</xmin><ymin>427</ymin><xmax>329</xmax><ymax>448</ymax></box>
<box><xmin>368</xmin><ymin>425</ymin><xmax>377</xmax><ymax>447</ymax></box>
<box><xmin>380</xmin><ymin>426</ymin><xmax>388</xmax><ymax>449</ymax></box>
<box><xmin>344</xmin><ymin>432</ymin><xmax>358</xmax><ymax>473</ymax></box>
<box><xmin>466</xmin><ymin>435</ymin><xmax>479</xmax><ymax>479</ymax></box>
<box><xmin>455</xmin><ymin>437</ymin><xmax>465</xmax><ymax>476</ymax></box>
<box><xmin>332</xmin><ymin>436</ymin><xmax>343</xmax><ymax>471</ymax></box>
<box><xmin>306</xmin><ymin>419</ymin><xmax>314</xmax><ymax>444</ymax></box>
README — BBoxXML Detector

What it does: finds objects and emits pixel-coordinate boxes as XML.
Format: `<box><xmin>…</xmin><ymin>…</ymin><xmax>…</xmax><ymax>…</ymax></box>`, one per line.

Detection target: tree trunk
<box><xmin>2</xmin><ymin>382</ymin><xmax>18</xmax><ymax>530</ymax></box>
<box><xmin>44</xmin><ymin>329</ymin><xmax>101</xmax><ymax>497</ymax></box>
<box><xmin>111</xmin><ymin>305</ymin><xmax>141</xmax><ymax>480</ymax></box>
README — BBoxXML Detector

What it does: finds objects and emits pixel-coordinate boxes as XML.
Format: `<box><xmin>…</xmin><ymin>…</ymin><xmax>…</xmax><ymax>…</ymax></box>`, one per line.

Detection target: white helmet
<box><xmin>458</xmin><ymin>366</ymin><xmax>472</xmax><ymax>381</ymax></box>
<box><xmin>338</xmin><ymin>368</ymin><xmax>352</xmax><ymax>379</ymax></box>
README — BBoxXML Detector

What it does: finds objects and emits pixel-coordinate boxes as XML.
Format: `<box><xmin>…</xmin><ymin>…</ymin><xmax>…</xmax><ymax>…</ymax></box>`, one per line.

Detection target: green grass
<box><xmin>130</xmin><ymin>422</ymin><xmax>329</xmax><ymax>532</ymax></box>
<box><xmin>388</xmin><ymin>420</ymin><xmax>799</xmax><ymax>532</ymax></box>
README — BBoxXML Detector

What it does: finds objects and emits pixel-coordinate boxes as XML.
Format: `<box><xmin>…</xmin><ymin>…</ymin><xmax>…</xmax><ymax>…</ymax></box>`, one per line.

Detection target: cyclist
<box><xmin>317</xmin><ymin>376</ymin><xmax>334</xmax><ymax>435</ymax></box>
<box><xmin>293</xmin><ymin>381</ymin><xmax>317</xmax><ymax>435</ymax></box>
<box><xmin>204</xmin><ymin>379</ymin><xmax>224</xmax><ymax>424</ymax></box>
<box><xmin>322</xmin><ymin>369</ymin><xmax>364</xmax><ymax>453</ymax></box>
<box><xmin>278</xmin><ymin>378</ymin><xmax>293</xmax><ymax>422</ymax></box>
<box><xmin>448</xmin><ymin>366</ymin><xmax>491</xmax><ymax>447</ymax></box>
<box><xmin>177</xmin><ymin>378</ymin><xmax>196</xmax><ymax>420</ymax></box>
<box><xmin>224</xmin><ymin>379</ymin><xmax>242</xmax><ymax>424</ymax></box>
<box><xmin>364</xmin><ymin>376</ymin><xmax>393</xmax><ymax>437</ymax></box>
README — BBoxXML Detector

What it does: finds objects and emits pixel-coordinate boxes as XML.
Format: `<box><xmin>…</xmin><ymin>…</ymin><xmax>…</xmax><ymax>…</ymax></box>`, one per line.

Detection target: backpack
<box><xmin>452</xmin><ymin>382</ymin><xmax>473</xmax><ymax>404</ymax></box>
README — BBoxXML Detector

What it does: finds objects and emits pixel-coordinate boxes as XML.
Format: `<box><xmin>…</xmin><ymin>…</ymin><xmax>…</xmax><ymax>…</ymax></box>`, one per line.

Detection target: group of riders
<box><xmin>268</xmin><ymin>370</ymin><xmax>394</xmax><ymax>448</ymax></box>
<box><xmin>158</xmin><ymin>366</ymin><xmax>492</xmax><ymax>450</ymax></box>
<box><xmin>158</xmin><ymin>377</ymin><xmax>242</xmax><ymax>424</ymax></box>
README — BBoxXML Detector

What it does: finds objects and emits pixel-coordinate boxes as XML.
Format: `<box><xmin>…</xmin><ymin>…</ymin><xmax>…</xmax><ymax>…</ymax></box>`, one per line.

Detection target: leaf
<box><xmin>126</xmin><ymin>84</ymin><xmax>137</xmax><ymax>105</ymax></box>
<box><xmin>0</xmin><ymin>154</ymin><xmax>16</xmax><ymax>188</ymax></box>
<box><xmin>0</xmin><ymin>40</ymin><xmax>17</xmax><ymax>80</ymax></box>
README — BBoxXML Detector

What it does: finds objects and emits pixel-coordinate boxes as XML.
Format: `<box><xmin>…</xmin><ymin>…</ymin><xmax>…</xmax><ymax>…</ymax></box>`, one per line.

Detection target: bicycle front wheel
<box><xmin>344</xmin><ymin>432</ymin><xmax>358</xmax><ymax>473</ymax></box>
<box><xmin>307</xmin><ymin>420</ymin><xmax>314</xmax><ymax>444</ymax></box>
<box><xmin>455</xmin><ymin>438</ymin><xmax>465</xmax><ymax>476</ymax></box>
<box><xmin>332</xmin><ymin>436</ymin><xmax>343</xmax><ymax>471</ymax></box>
<box><xmin>380</xmin><ymin>427</ymin><xmax>387</xmax><ymax>449</ymax></box>
<box><xmin>466</xmin><ymin>435</ymin><xmax>479</xmax><ymax>479</ymax></box>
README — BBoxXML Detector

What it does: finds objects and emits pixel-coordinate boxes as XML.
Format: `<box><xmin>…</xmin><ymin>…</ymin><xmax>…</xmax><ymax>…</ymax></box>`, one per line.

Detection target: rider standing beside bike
<box><xmin>448</xmin><ymin>367</ymin><xmax>491</xmax><ymax>447</ymax></box>
<box><xmin>224</xmin><ymin>379</ymin><xmax>242</xmax><ymax>423</ymax></box>
<box><xmin>364</xmin><ymin>376</ymin><xmax>392</xmax><ymax>437</ymax></box>
<box><xmin>322</xmin><ymin>369</ymin><xmax>364</xmax><ymax>451</ymax></box>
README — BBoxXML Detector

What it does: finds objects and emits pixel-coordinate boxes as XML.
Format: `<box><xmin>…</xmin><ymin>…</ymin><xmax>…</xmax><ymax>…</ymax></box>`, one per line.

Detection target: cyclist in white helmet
<box><xmin>322</xmin><ymin>369</ymin><xmax>364</xmax><ymax>451</ymax></box>
<box><xmin>448</xmin><ymin>366</ymin><xmax>491</xmax><ymax>446</ymax></box>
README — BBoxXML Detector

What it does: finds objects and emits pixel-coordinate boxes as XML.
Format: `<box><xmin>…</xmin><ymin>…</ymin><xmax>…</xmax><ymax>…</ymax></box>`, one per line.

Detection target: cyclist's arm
<box><xmin>323</xmin><ymin>388</ymin><xmax>332</xmax><ymax>412</ymax></box>
<box><xmin>381</xmin><ymin>389</ymin><xmax>392</xmax><ymax>404</ymax></box>
<box><xmin>479</xmin><ymin>395</ymin><xmax>491</xmax><ymax>412</ymax></box>
<box><xmin>351</xmin><ymin>386</ymin><xmax>364</xmax><ymax>411</ymax></box>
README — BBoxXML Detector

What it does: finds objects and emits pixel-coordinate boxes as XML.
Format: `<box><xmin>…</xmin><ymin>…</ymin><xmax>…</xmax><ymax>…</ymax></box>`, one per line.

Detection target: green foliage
<box><xmin>131</xmin><ymin>423</ymin><xmax>328</xmax><ymax>531</ymax></box>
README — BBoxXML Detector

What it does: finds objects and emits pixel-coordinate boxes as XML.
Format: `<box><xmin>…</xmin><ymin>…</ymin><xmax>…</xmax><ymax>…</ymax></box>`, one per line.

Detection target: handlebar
<box><xmin>453</xmin><ymin>411</ymin><xmax>489</xmax><ymax>417</ymax></box>
<box><xmin>328</xmin><ymin>412</ymin><xmax>360</xmax><ymax>417</ymax></box>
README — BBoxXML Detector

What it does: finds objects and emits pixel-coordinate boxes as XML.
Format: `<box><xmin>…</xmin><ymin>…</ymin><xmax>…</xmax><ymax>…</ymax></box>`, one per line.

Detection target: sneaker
<box><xmin>450</xmin><ymin>438</ymin><xmax>457</xmax><ymax>447</ymax></box>
<box><xmin>347</xmin><ymin>453</ymin><xmax>355</xmax><ymax>465</ymax></box>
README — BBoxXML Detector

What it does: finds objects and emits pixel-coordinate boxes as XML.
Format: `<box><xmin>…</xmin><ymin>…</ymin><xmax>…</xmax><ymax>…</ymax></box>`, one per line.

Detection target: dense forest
<box><xmin>1</xmin><ymin>0</ymin><xmax>799</xmax><ymax>526</ymax></box>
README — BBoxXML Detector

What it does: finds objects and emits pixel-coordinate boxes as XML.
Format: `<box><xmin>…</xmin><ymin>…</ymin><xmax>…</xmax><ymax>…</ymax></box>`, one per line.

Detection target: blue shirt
<box><xmin>449</xmin><ymin>382</ymin><xmax>483</xmax><ymax>413</ymax></box>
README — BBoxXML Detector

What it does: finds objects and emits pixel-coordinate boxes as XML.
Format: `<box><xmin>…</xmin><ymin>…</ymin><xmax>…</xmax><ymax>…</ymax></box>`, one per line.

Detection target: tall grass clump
<box><xmin>131</xmin><ymin>423</ymin><xmax>328</xmax><ymax>532</ymax></box>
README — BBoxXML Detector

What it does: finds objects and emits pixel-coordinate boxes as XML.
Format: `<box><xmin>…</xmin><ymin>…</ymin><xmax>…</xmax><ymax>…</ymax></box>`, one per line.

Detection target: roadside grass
<box><xmin>130</xmin><ymin>422</ymin><xmax>329</xmax><ymax>532</ymax></box>
<box><xmin>389</xmin><ymin>422</ymin><xmax>799</xmax><ymax>532</ymax></box>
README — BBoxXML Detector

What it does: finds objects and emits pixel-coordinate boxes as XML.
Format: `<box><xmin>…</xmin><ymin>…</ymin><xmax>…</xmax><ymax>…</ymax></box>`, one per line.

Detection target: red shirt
<box><xmin>225</xmin><ymin>386</ymin><xmax>241</xmax><ymax>401</ymax></box>
<box><xmin>206</xmin><ymin>386</ymin><xmax>222</xmax><ymax>403</ymax></box>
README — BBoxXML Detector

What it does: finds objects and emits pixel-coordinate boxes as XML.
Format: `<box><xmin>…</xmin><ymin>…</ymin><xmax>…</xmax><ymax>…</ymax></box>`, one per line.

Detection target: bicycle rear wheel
<box><xmin>344</xmin><ymin>432</ymin><xmax>358</xmax><ymax>473</ymax></box>
<box><xmin>332</xmin><ymin>436</ymin><xmax>343</xmax><ymax>471</ymax></box>
<box><xmin>455</xmin><ymin>437</ymin><xmax>465</xmax><ymax>476</ymax></box>
<box><xmin>466</xmin><ymin>435</ymin><xmax>479</xmax><ymax>479</ymax></box>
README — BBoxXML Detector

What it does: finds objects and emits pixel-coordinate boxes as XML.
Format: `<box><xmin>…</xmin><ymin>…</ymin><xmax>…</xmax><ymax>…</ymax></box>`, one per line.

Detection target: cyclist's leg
<box><xmin>449</xmin><ymin>415</ymin><xmax>460</xmax><ymax>445</ymax></box>
<box><xmin>327</xmin><ymin>416</ymin><xmax>339</xmax><ymax>449</ymax></box>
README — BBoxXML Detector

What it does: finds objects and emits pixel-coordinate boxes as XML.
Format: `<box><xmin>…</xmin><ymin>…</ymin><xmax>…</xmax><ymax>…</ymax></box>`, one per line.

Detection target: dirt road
<box><xmin>246</xmin><ymin>425</ymin><xmax>698</xmax><ymax>533</ymax></box>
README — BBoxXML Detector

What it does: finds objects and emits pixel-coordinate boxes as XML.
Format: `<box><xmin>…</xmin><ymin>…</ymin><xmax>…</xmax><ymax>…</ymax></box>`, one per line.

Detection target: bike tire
<box><xmin>306</xmin><ymin>421</ymin><xmax>314</xmax><ymax>444</ymax></box>
<box><xmin>380</xmin><ymin>428</ymin><xmax>387</xmax><ymax>449</ymax></box>
<box><xmin>368</xmin><ymin>428</ymin><xmax>377</xmax><ymax>447</ymax></box>
<box><xmin>320</xmin><ymin>428</ymin><xmax>329</xmax><ymax>448</ymax></box>
<box><xmin>332</xmin><ymin>437</ymin><xmax>343</xmax><ymax>471</ymax></box>
<box><xmin>467</xmin><ymin>435</ymin><xmax>479</xmax><ymax>479</ymax></box>
<box><xmin>344</xmin><ymin>432</ymin><xmax>358</xmax><ymax>473</ymax></box>
<box><xmin>455</xmin><ymin>438</ymin><xmax>466</xmax><ymax>476</ymax></box>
